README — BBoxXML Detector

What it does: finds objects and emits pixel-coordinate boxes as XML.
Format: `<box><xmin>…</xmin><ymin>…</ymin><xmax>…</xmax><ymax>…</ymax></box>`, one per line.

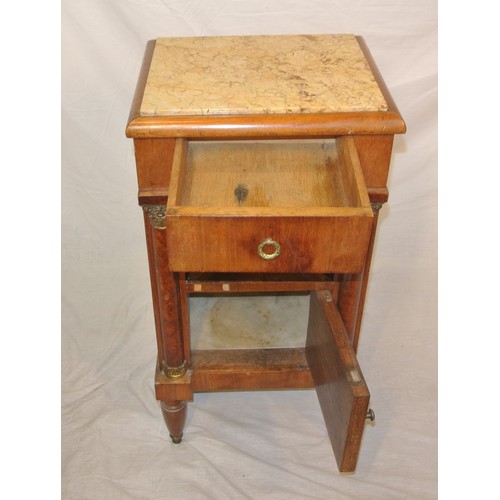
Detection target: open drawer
<box><xmin>166</xmin><ymin>137</ymin><xmax>373</xmax><ymax>273</ymax></box>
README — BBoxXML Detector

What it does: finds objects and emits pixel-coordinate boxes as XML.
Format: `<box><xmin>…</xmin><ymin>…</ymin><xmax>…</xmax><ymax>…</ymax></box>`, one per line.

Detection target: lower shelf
<box><xmin>191</xmin><ymin>347</ymin><xmax>314</xmax><ymax>391</ymax></box>
<box><xmin>155</xmin><ymin>347</ymin><xmax>313</xmax><ymax>401</ymax></box>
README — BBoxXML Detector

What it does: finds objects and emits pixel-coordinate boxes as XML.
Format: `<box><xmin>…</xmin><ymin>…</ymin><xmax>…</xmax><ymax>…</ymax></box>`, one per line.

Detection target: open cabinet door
<box><xmin>306</xmin><ymin>290</ymin><xmax>371</xmax><ymax>473</ymax></box>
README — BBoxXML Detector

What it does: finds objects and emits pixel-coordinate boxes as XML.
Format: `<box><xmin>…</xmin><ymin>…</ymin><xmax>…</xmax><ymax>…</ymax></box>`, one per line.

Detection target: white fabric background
<box><xmin>61</xmin><ymin>1</ymin><xmax>437</xmax><ymax>498</ymax></box>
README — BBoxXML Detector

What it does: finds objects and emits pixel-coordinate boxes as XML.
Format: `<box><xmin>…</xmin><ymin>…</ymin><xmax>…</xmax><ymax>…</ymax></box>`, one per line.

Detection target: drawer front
<box><xmin>165</xmin><ymin>137</ymin><xmax>373</xmax><ymax>273</ymax></box>
<box><xmin>166</xmin><ymin>214</ymin><xmax>373</xmax><ymax>273</ymax></box>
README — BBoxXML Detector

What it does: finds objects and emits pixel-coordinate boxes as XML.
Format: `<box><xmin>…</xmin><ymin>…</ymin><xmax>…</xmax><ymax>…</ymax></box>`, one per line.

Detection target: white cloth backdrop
<box><xmin>62</xmin><ymin>1</ymin><xmax>437</xmax><ymax>498</ymax></box>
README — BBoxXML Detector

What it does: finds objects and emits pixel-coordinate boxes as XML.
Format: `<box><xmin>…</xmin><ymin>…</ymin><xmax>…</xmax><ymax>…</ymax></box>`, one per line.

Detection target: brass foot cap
<box><xmin>170</xmin><ymin>434</ymin><xmax>183</xmax><ymax>444</ymax></box>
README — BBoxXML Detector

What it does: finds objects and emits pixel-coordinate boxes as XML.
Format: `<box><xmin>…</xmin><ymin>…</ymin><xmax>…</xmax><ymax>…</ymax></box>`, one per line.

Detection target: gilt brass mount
<box><xmin>162</xmin><ymin>360</ymin><xmax>188</xmax><ymax>380</ymax></box>
<box><xmin>144</xmin><ymin>204</ymin><xmax>166</xmax><ymax>229</ymax></box>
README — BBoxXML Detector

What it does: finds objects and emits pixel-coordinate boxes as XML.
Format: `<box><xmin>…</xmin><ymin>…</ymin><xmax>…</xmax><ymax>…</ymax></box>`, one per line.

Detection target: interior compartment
<box><xmin>180</xmin><ymin>139</ymin><xmax>364</xmax><ymax>209</ymax></box>
<box><xmin>189</xmin><ymin>292</ymin><xmax>310</xmax><ymax>350</ymax></box>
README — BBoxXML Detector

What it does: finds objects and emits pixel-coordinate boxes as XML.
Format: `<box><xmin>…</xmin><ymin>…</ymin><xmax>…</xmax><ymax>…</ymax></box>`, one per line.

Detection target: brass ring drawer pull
<box><xmin>258</xmin><ymin>238</ymin><xmax>281</xmax><ymax>260</ymax></box>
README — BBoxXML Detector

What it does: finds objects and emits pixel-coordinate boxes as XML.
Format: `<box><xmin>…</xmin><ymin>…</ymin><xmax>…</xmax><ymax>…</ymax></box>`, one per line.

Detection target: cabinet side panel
<box><xmin>352</xmin><ymin>135</ymin><xmax>394</xmax><ymax>189</ymax></box>
<box><xmin>134</xmin><ymin>138</ymin><xmax>176</xmax><ymax>204</ymax></box>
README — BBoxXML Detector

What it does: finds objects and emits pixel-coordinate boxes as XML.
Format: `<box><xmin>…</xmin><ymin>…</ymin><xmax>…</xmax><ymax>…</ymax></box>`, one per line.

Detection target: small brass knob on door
<box><xmin>366</xmin><ymin>409</ymin><xmax>375</xmax><ymax>422</ymax></box>
<box><xmin>257</xmin><ymin>238</ymin><xmax>281</xmax><ymax>260</ymax></box>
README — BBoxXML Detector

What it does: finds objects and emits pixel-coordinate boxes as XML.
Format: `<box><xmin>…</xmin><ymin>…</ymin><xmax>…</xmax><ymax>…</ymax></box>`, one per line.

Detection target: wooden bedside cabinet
<box><xmin>126</xmin><ymin>34</ymin><xmax>405</xmax><ymax>473</ymax></box>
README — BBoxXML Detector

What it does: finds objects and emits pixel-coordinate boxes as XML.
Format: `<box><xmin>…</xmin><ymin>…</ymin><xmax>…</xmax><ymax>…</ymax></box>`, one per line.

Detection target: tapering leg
<box><xmin>160</xmin><ymin>400</ymin><xmax>187</xmax><ymax>444</ymax></box>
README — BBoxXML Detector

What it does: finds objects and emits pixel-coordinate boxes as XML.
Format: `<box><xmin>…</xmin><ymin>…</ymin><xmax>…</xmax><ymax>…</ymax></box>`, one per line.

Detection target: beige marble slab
<box><xmin>140</xmin><ymin>34</ymin><xmax>387</xmax><ymax>117</ymax></box>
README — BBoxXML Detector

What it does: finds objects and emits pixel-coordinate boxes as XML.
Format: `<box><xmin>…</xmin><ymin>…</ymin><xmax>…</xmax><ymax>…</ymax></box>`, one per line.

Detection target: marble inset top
<box><xmin>140</xmin><ymin>34</ymin><xmax>387</xmax><ymax>117</ymax></box>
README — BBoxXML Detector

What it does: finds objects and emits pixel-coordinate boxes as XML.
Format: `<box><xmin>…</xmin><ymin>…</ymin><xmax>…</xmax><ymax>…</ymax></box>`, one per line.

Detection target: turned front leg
<box><xmin>143</xmin><ymin>204</ymin><xmax>190</xmax><ymax>443</ymax></box>
<box><xmin>160</xmin><ymin>401</ymin><xmax>187</xmax><ymax>444</ymax></box>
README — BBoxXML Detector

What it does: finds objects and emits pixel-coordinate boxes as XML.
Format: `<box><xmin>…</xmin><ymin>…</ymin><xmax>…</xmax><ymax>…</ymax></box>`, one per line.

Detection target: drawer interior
<box><xmin>172</xmin><ymin>138</ymin><xmax>370</xmax><ymax>211</ymax></box>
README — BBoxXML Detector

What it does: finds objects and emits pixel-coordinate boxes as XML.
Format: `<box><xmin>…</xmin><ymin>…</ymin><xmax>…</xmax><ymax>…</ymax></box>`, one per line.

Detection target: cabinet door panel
<box><xmin>306</xmin><ymin>290</ymin><xmax>370</xmax><ymax>472</ymax></box>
